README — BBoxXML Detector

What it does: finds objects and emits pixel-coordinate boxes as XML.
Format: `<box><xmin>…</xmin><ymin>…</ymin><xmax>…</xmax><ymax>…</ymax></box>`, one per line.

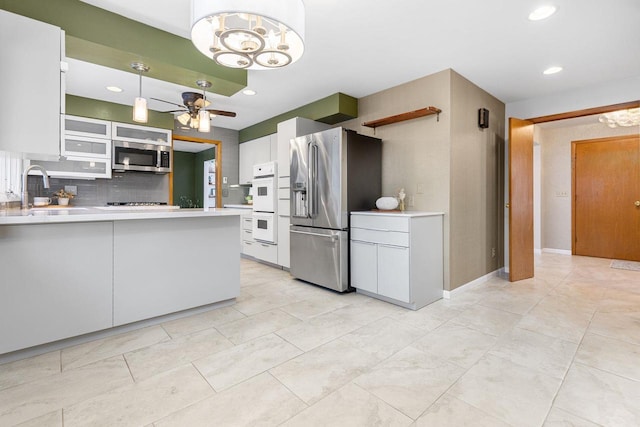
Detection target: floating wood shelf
<box><xmin>362</xmin><ymin>107</ymin><xmax>442</xmax><ymax>129</ymax></box>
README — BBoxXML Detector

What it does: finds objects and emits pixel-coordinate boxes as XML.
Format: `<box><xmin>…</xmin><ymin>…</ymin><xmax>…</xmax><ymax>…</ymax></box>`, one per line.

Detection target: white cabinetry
<box><xmin>31</xmin><ymin>115</ymin><xmax>113</xmax><ymax>179</ymax></box>
<box><xmin>0</xmin><ymin>10</ymin><xmax>64</xmax><ymax>160</ymax></box>
<box><xmin>276</xmin><ymin>118</ymin><xmax>330</xmax><ymax>268</ymax></box>
<box><xmin>350</xmin><ymin>212</ymin><xmax>444</xmax><ymax>310</ymax></box>
<box><xmin>112</xmin><ymin>122</ymin><xmax>171</xmax><ymax>146</ymax></box>
<box><xmin>238</xmin><ymin>135</ymin><xmax>273</xmax><ymax>185</ymax></box>
<box><xmin>0</xmin><ymin>222</ymin><xmax>113</xmax><ymax>354</ymax></box>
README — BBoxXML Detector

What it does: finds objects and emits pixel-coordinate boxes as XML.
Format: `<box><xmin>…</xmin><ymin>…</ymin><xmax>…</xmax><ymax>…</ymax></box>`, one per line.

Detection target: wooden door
<box><xmin>573</xmin><ymin>135</ymin><xmax>640</xmax><ymax>261</ymax></box>
<box><xmin>508</xmin><ymin>118</ymin><xmax>535</xmax><ymax>281</ymax></box>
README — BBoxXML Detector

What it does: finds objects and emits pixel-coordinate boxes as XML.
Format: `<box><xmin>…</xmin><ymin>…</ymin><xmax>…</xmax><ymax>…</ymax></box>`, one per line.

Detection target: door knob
<box><xmin>635</xmin><ymin>201</ymin><xmax>640</xmax><ymax>207</ymax></box>
<box><xmin>505</xmin><ymin>203</ymin><xmax>510</xmax><ymax>208</ymax></box>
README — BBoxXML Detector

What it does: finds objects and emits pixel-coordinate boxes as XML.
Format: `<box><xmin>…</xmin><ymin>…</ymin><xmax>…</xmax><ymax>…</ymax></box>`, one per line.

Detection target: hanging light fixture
<box><xmin>197</xmin><ymin>80</ymin><xmax>211</xmax><ymax>133</ymax></box>
<box><xmin>131</xmin><ymin>62</ymin><xmax>149</xmax><ymax>123</ymax></box>
<box><xmin>190</xmin><ymin>0</ymin><xmax>305</xmax><ymax>70</ymax></box>
<box><xmin>598</xmin><ymin>108</ymin><xmax>640</xmax><ymax>128</ymax></box>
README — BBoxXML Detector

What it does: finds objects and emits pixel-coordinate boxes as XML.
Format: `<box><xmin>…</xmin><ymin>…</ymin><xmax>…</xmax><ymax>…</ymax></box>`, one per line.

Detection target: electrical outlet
<box><xmin>491</xmin><ymin>247</ymin><xmax>496</xmax><ymax>258</ymax></box>
<box><xmin>416</xmin><ymin>183</ymin><xmax>424</xmax><ymax>194</ymax></box>
<box><xmin>407</xmin><ymin>196</ymin><xmax>415</xmax><ymax>207</ymax></box>
<box><xmin>64</xmin><ymin>185</ymin><xmax>77</xmax><ymax>195</ymax></box>
<box><xmin>555</xmin><ymin>191</ymin><xmax>569</xmax><ymax>198</ymax></box>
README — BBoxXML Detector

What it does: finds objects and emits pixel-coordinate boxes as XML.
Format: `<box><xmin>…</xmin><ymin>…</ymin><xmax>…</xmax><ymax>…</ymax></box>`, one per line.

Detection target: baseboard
<box><xmin>542</xmin><ymin>248</ymin><xmax>572</xmax><ymax>255</ymax></box>
<box><xmin>443</xmin><ymin>268</ymin><xmax>501</xmax><ymax>299</ymax></box>
<box><xmin>534</xmin><ymin>248</ymin><xmax>542</xmax><ymax>255</ymax></box>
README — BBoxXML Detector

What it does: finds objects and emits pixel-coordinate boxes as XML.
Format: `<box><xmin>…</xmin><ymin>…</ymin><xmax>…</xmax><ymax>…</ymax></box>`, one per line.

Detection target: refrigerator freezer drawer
<box><xmin>289</xmin><ymin>226</ymin><xmax>349</xmax><ymax>292</ymax></box>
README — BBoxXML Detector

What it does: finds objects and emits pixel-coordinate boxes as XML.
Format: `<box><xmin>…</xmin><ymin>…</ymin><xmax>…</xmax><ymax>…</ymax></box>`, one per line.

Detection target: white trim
<box><xmin>542</xmin><ymin>248</ymin><xmax>572</xmax><ymax>255</ymax></box>
<box><xmin>443</xmin><ymin>268</ymin><xmax>501</xmax><ymax>299</ymax></box>
<box><xmin>534</xmin><ymin>248</ymin><xmax>542</xmax><ymax>255</ymax></box>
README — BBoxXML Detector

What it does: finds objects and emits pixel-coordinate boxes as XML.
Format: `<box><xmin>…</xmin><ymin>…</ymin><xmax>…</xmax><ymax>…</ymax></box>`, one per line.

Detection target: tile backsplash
<box><xmin>28</xmin><ymin>172</ymin><xmax>169</xmax><ymax>206</ymax></box>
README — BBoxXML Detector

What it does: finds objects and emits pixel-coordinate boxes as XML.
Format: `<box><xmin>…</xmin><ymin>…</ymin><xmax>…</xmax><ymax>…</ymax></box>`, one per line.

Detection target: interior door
<box><xmin>573</xmin><ymin>135</ymin><xmax>640</xmax><ymax>260</ymax></box>
<box><xmin>508</xmin><ymin>118</ymin><xmax>535</xmax><ymax>281</ymax></box>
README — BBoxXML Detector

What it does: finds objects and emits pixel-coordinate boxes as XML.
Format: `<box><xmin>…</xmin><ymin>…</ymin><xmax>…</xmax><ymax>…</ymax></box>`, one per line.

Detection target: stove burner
<box><xmin>107</xmin><ymin>202</ymin><xmax>168</xmax><ymax>207</ymax></box>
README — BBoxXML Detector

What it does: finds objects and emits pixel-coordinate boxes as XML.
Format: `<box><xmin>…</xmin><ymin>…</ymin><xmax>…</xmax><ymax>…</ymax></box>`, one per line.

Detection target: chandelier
<box><xmin>190</xmin><ymin>0</ymin><xmax>305</xmax><ymax>70</ymax></box>
<box><xmin>598</xmin><ymin>108</ymin><xmax>640</xmax><ymax>128</ymax></box>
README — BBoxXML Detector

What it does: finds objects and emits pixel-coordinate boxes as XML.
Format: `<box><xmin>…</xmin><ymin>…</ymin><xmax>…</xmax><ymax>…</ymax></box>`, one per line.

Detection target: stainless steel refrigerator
<box><xmin>290</xmin><ymin>127</ymin><xmax>382</xmax><ymax>292</ymax></box>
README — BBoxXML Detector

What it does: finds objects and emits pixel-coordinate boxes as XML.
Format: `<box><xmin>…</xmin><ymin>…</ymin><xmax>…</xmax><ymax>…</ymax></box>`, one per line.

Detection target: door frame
<box><xmin>507</xmin><ymin>100</ymin><xmax>639</xmax><ymax>280</ymax></box>
<box><xmin>171</xmin><ymin>135</ymin><xmax>222</xmax><ymax>207</ymax></box>
<box><xmin>571</xmin><ymin>134</ymin><xmax>640</xmax><ymax>258</ymax></box>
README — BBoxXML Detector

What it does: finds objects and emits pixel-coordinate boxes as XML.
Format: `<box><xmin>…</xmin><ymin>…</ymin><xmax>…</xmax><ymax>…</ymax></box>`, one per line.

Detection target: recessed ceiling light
<box><xmin>243</xmin><ymin>89</ymin><xmax>257</xmax><ymax>96</ymax></box>
<box><xmin>543</xmin><ymin>66</ymin><xmax>563</xmax><ymax>75</ymax></box>
<box><xmin>106</xmin><ymin>86</ymin><xmax>123</xmax><ymax>93</ymax></box>
<box><xmin>529</xmin><ymin>5</ymin><xmax>557</xmax><ymax>21</ymax></box>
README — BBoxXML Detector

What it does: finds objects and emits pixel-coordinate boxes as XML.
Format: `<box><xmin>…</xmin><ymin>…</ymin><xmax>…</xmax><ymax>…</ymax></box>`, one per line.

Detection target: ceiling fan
<box><xmin>152</xmin><ymin>80</ymin><xmax>236</xmax><ymax>131</ymax></box>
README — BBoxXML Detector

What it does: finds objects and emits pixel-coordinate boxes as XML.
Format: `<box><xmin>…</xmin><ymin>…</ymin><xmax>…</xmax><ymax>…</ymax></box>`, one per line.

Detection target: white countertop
<box><xmin>0</xmin><ymin>207</ymin><xmax>245</xmax><ymax>225</ymax></box>
<box><xmin>223</xmin><ymin>204</ymin><xmax>254</xmax><ymax>210</ymax></box>
<box><xmin>351</xmin><ymin>211</ymin><xmax>444</xmax><ymax>218</ymax></box>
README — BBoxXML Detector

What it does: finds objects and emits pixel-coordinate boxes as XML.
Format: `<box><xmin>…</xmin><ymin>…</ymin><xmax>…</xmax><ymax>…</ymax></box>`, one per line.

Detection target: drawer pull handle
<box><xmin>291</xmin><ymin>229</ymin><xmax>338</xmax><ymax>241</ymax></box>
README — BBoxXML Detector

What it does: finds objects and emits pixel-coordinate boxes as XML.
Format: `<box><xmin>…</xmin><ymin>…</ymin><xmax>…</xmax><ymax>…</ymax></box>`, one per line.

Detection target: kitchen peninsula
<box><xmin>0</xmin><ymin>208</ymin><xmax>243</xmax><ymax>355</ymax></box>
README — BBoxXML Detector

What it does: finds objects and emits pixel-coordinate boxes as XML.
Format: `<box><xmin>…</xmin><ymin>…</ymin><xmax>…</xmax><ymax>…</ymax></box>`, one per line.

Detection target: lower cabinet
<box><xmin>350</xmin><ymin>212</ymin><xmax>443</xmax><ymax>310</ymax></box>
<box><xmin>113</xmin><ymin>216</ymin><xmax>239</xmax><ymax>326</ymax></box>
<box><xmin>0</xmin><ymin>222</ymin><xmax>113</xmax><ymax>354</ymax></box>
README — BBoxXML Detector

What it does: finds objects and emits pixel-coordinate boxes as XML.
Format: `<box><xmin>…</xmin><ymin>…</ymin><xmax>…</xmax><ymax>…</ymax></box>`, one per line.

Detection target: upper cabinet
<box><xmin>276</xmin><ymin>118</ymin><xmax>331</xmax><ymax>179</ymax></box>
<box><xmin>0</xmin><ymin>10</ymin><xmax>64</xmax><ymax>160</ymax></box>
<box><xmin>238</xmin><ymin>134</ymin><xmax>274</xmax><ymax>185</ymax></box>
<box><xmin>112</xmin><ymin>122</ymin><xmax>171</xmax><ymax>146</ymax></box>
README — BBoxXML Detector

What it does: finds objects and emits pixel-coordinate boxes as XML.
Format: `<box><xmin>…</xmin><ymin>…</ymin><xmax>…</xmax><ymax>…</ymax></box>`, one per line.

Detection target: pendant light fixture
<box><xmin>190</xmin><ymin>0</ymin><xmax>305</xmax><ymax>70</ymax></box>
<box><xmin>197</xmin><ymin>80</ymin><xmax>211</xmax><ymax>133</ymax></box>
<box><xmin>131</xmin><ymin>62</ymin><xmax>149</xmax><ymax>123</ymax></box>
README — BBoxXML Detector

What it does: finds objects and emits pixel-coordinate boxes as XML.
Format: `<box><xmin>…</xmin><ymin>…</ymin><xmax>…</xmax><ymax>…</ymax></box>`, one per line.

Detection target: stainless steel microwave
<box><xmin>112</xmin><ymin>140</ymin><xmax>171</xmax><ymax>173</ymax></box>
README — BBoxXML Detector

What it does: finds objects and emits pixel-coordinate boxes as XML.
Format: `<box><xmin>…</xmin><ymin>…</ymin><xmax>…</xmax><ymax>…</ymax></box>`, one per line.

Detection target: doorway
<box><xmin>171</xmin><ymin>135</ymin><xmax>222</xmax><ymax>208</ymax></box>
<box><xmin>508</xmin><ymin>100</ymin><xmax>640</xmax><ymax>281</ymax></box>
<box><xmin>572</xmin><ymin>135</ymin><xmax>640</xmax><ymax>261</ymax></box>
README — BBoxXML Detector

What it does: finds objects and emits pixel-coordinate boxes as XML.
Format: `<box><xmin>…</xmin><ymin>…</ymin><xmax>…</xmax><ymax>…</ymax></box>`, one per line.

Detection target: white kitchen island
<box><xmin>0</xmin><ymin>208</ymin><xmax>243</xmax><ymax>355</ymax></box>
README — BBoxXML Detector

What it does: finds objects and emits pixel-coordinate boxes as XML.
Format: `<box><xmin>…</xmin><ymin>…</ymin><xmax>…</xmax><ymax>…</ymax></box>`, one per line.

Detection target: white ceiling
<box><xmin>69</xmin><ymin>0</ymin><xmax>640</xmax><ymax>131</ymax></box>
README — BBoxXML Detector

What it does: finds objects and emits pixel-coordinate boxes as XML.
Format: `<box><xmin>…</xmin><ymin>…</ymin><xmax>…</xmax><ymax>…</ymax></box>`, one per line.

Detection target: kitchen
<box><xmin>1</xmin><ymin>1</ymin><xmax>640</xmax><ymax>426</ymax></box>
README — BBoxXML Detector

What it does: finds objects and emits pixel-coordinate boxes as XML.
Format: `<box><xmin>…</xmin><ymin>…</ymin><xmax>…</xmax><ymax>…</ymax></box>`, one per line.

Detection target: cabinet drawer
<box><xmin>278</xmin><ymin>187</ymin><xmax>290</xmax><ymax>200</ymax></box>
<box><xmin>242</xmin><ymin>229</ymin><xmax>253</xmax><ymax>240</ymax></box>
<box><xmin>278</xmin><ymin>199</ymin><xmax>290</xmax><ymax>216</ymax></box>
<box><xmin>351</xmin><ymin>215</ymin><xmax>409</xmax><ymax>232</ymax></box>
<box><xmin>242</xmin><ymin>216</ymin><xmax>253</xmax><ymax>231</ymax></box>
<box><xmin>351</xmin><ymin>227</ymin><xmax>409</xmax><ymax>247</ymax></box>
<box><xmin>247</xmin><ymin>241</ymin><xmax>278</xmax><ymax>264</ymax></box>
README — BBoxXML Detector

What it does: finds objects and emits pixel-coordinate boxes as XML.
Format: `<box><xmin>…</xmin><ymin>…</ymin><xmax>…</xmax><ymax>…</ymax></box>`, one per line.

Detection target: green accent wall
<box><xmin>0</xmin><ymin>0</ymin><xmax>246</xmax><ymax>96</ymax></box>
<box><xmin>66</xmin><ymin>95</ymin><xmax>174</xmax><ymax>129</ymax></box>
<box><xmin>173</xmin><ymin>151</ymin><xmax>197</xmax><ymax>206</ymax></box>
<box><xmin>239</xmin><ymin>93</ymin><xmax>358</xmax><ymax>142</ymax></box>
<box><xmin>172</xmin><ymin>148</ymin><xmax>216</xmax><ymax>208</ymax></box>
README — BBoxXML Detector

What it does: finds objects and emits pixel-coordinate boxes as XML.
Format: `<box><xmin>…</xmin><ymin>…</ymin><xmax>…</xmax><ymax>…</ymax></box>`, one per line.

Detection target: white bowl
<box><xmin>376</xmin><ymin>197</ymin><xmax>399</xmax><ymax>210</ymax></box>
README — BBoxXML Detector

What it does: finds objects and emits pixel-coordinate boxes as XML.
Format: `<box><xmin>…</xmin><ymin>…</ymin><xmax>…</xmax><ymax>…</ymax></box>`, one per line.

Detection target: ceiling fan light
<box><xmin>198</xmin><ymin>110</ymin><xmax>211</xmax><ymax>133</ymax></box>
<box><xmin>133</xmin><ymin>97</ymin><xmax>148</xmax><ymax>123</ymax></box>
<box><xmin>177</xmin><ymin>112</ymin><xmax>191</xmax><ymax>126</ymax></box>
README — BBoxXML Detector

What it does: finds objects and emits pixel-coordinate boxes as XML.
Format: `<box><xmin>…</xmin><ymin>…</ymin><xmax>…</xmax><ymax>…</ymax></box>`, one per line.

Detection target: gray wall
<box><xmin>27</xmin><ymin>172</ymin><xmax>169</xmax><ymax>206</ymax></box>
<box><xmin>340</xmin><ymin>68</ymin><xmax>505</xmax><ymax>291</ymax></box>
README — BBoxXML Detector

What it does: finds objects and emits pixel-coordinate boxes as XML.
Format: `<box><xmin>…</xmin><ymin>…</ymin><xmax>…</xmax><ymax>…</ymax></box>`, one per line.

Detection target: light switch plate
<box><xmin>223</xmin><ymin>176</ymin><xmax>228</xmax><ymax>184</ymax></box>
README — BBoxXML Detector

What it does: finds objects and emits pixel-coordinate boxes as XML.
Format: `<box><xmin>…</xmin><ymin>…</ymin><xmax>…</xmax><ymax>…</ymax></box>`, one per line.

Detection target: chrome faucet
<box><xmin>21</xmin><ymin>165</ymin><xmax>50</xmax><ymax>209</ymax></box>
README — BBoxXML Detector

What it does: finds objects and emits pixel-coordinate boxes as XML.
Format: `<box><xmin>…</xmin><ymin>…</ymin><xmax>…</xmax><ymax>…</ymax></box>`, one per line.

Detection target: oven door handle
<box><xmin>290</xmin><ymin>229</ymin><xmax>338</xmax><ymax>241</ymax></box>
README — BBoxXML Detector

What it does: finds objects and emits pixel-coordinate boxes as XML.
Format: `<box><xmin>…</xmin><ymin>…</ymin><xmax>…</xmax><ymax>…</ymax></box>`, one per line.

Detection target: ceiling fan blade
<box><xmin>150</xmin><ymin>97</ymin><xmax>186</xmax><ymax>109</ymax></box>
<box><xmin>194</xmin><ymin>98</ymin><xmax>205</xmax><ymax>108</ymax></box>
<box><xmin>162</xmin><ymin>109</ymin><xmax>188</xmax><ymax>114</ymax></box>
<box><xmin>205</xmin><ymin>109</ymin><xmax>237</xmax><ymax>117</ymax></box>
<box><xmin>177</xmin><ymin>112</ymin><xmax>191</xmax><ymax>126</ymax></box>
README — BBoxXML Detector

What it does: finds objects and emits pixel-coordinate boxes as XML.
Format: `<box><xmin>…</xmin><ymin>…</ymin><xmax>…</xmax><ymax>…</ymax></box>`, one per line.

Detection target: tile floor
<box><xmin>1</xmin><ymin>254</ymin><xmax>640</xmax><ymax>426</ymax></box>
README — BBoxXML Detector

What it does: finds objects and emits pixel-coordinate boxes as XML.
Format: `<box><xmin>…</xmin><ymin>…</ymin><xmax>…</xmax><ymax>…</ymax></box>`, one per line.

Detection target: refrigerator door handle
<box><xmin>307</xmin><ymin>141</ymin><xmax>317</xmax><ymax>218</ymax></box>
<box><xmin>290</xmin><ymin>229</ymin><xmax>338</xmax><ymax>241</ymax></box>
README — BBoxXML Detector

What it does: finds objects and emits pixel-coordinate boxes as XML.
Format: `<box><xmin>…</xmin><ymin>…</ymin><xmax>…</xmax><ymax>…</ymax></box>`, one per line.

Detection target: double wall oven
<box><xmin>252</xmin><ymin>162</ymin><xmax>277</xmax><ymax>244</ymax></box>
